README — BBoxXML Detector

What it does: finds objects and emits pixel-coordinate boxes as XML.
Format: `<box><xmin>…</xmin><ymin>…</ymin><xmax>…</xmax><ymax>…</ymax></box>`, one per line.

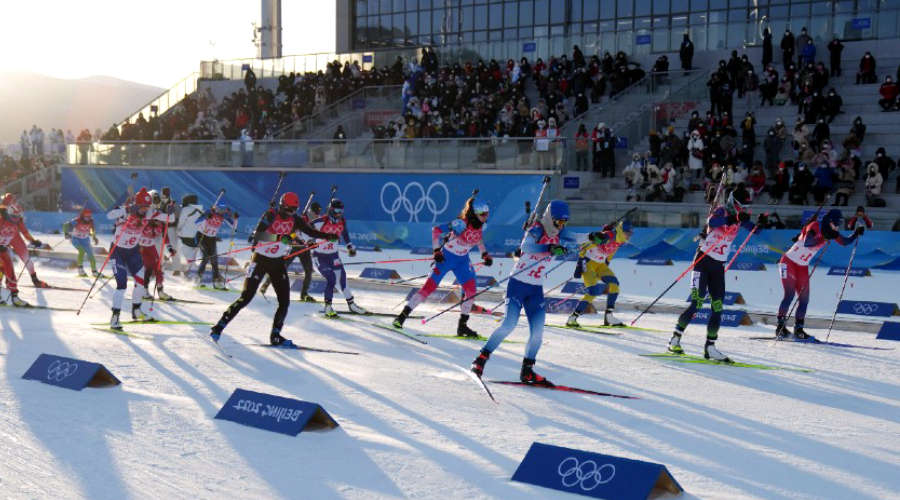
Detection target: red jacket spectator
<box><xmin>879</xmin><ymin>80</ymin><xmax>898</xmax><ymax>101</ymax></box>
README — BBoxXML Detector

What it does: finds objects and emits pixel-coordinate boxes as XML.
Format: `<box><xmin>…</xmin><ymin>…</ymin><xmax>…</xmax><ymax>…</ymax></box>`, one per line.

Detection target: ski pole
<box><xmin>515</xmin><ymin>176</ymin><xmax>552</xmax><ymax>258</ymax></box>
<box><xmin>825</xmin><ymin>237</ymin><xmax>859</xmax><ymax>342</ymax></box>
<box><xmin>77</xmin><ymin>215</ymin><xmax>132</xmax><ymax>315</ymax></box>
<box><xmin>341</xmin><ymin>257</ymin><xmax>434</xmax><ymax>266</ymax></box>
<box><xmin>301</xmin><ymin>189</ymin><xmax>315</xmax><ymax>215</ymax></box>
<box><xmin>185</xmin><ymin>240</ymin><xmax>278</xmax><ymax>262</ymax></box>
<box><xmin>221</xmin><ymin>219</ymin><xmax>240</xmax><ymax>278</ymax></box>
<box><xmin>283</xmin><ymin>241</ymin><xmax>323</xmax><ymax>260</ymax></box>
<box><xmin>185</xmin><ymin>188</ymin><xmax>227</xmax><ymax>277</ymax></box>
<box><xmin>226</xmin><ymin>271</ymin><xmax>248</xmax><ymax>284</ymax></box>
<box><xmin>89</xmin><ymin>275</ymin><xmax>114</xmax><ymax>299</ymax></box>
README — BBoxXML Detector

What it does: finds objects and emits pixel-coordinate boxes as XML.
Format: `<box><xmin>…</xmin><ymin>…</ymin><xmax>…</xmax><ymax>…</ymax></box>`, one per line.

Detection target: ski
<box><xmin>454</xmin><ymin>364</ymin><xmax>497</xmax><ymax>403</ymax></box>
<box><xmin>154</xmin><ymin>297</ymin><xmax>215</xmax><ymax>305</ymax></box>
<box><xmin>247</xmin><ymin>343</ymin><xmax>360</xmax><ymax>355</ymax></box>
<box><xmin>419</xmin><ymin>334</ymin><xmax>524</xmax><ymax>344</ymax></box>
<box><xmin>194</xmin><ymin>285</ymin><xmax>239</xmax><ymax>293</ymax></box>
<box><xmin>75</xmin><ymin>274</ymin><xmax>111</xmax><ymax>279</ymax></box>
<box><xmin>91</xmin><ymin>326</ymin><xmax>153</xmax><ymax>340</ymax></box>
<box><xmin>547</xmin><ymin>324</ymin><xmax>623</xmax><ymax>336</ymax></box>
<box><xmin>0</xmin><ymin>302</ymin><xmax>78</xmax><ymax>312</ymax></box>
<box><xmin>747</xmin><ymin>336</ymin><xmax>893</xmax><ymax>351</ymax></box>
<box><xmin>91</xmin><ymin>320</ymin><xmax>213</xmax><ymax>326</ymax></box>
<box><xmin>293</xmin><ymin>305</ymin><xmax>423</xmax><ymax>319</ymax></box>
<box><xmin>20</xmin><ymin>284</ymin><xmax>90</xmax><ymax>292</ymax></box>
<box><xmin>193</xmin><ymin>330</ymin><xmax>233</xmax><ymax>360</ymax></box>
<box><xmin>488</xmin><ymin>381</ymin><xmax>639</xmax><ymax>399</ymax></box>
<box><xmin>370</xmin><ymin>322</ymin><xmax>429</xmax><ymax>344</ymax></box>
<box><xmin>581</xmin><ymin>323</ymin><xmax>666</xmax><ymax>333</ymax></box>
<box><xmin>641</xmin><ymin>353</ymin><xmax>814</xmax><ymax>372</ymax></box>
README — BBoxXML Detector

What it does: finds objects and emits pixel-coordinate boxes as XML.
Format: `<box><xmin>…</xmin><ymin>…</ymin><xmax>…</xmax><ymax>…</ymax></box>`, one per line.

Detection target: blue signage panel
<box><xmin>615</xmin><ymin>137</ymin><xmax>628</xmax><ymax>149</ymax></box>
<box><xmin>836</xmin><ymin>300</ymin><xmax>900</xmax><ymax>318</ymax></box>
<box><xmin>636</xmin><ymin>34</ymin><xmax>652</xmax><ymax>45</ymax></box>
<box><xmin>563</xmin><ymin>176</ymin><xmax>580</xmax><ymax>189</ymax></box>
<box><xmin>827</xmin><ymin>266</ymin><xmax>871</xmax><ymax>277</ymax></box>
<box><xmin>876</xmin><ymin>322</ymin><xmax>900</xmax><ymax>341</ymax></box>
<box><xmin>730</xmin><ymin>261</ymin><xmax>766</xmax><ymax>271</ymax></box>
<box><xmin>545</xmin><ymin>297</ymin><xmax>585</xmax><ymax>315</ymax></box>
<box><xmin>561</xmin><ymin>281</ymin><xmax>607</xmax><ymax>296</ymax></box>
<box><xmin>405</xmin><ymin>287</ymin><xmax>459</xmax><ymax>304</ymax></box>
<box><xmin>360</xmin><ymin>267</ymin><xmax>401</xmax><ymax>280</ymax></box>
<box><xmin>523</xmin><ymin>42</ymin><xmax>537</xmax><ymax>53</ymax></box>
<box><xmin>215</xmin><ymin>388</ymin><xmax>338</xmax><ymax>436</ymax></box>
<box><xmin>362</xmin><ymin>54</ymin><xmax>373</xmax><ymax>63</ymax></box>
<box><xmin>352</xmin><ymin>99</ymin><xmax>366</xmax><ymax>110</ymax></box>
<box><xmin>691</xmin><ymin>309</ymin><xmax>751</xmax><ymax>327</ymax></box>
<box><xmin>851</xmin><ymin>18</ymin><xmax>871</xmax><ymax>30</ymax></box>
<box><xmin>411</xmin><ymin>247</ymin><xmax>435</xmax><ymax>255</ymax></box>
<box><xmin>290</xmin><ymin>278</ymin><xmax>330</xmax><ymax>294</ymax></box>
<box><xmin>453</xmin><ymin>275</ymin><xmax>498</xmax><ymax>288</ymax></box>
<box><xmin>512</xmin><ymin>442</ymin><xmax>682</xmax><ymax>500</ymax></box>
<box><xmin>637</xmin><ymin>258</ymin><xmax>672</xmax><ymax>266</ymax></box>
<box><xmin>685</xmin><ymin>291</ymin><xmax>744</xmax><ymax>306</ymax></box>
<box><xmin>22</xmin><ymin>353</ymin><xmax>120</xmax><ymax>391</ymax></box>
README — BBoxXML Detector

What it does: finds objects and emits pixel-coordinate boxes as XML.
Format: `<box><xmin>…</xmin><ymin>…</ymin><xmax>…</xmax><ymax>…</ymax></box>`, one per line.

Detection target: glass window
<box><xmin>504</xmin><ymin>28</ymin><xmax>517</xmax><ymax>39</ymax></box>
<box><xmin>618</xmin><ymin>0</ymin><xmax>633</xmax><ymax>17</ymax></box>
<box><xmin>671</xmin><ymin>0</ymin><xmax>688</xmax><ymax>13</ymax></box>
<box><xmin>833</xmin><ymin>1</ymin><xmax>853</xmax><ymax>13</ymax></box>
<box><xmin>489</xmin><ymin>4</ymin><xmax>502</xmax><ymax>29</ymax></box>
<box><xmin>811</xmin><ymin>3</ymin><xmax>830</xmax><ymax>15</ymax></box>
<box><xmin>406</xmin><ymin>0</ymin><xmax>417</xmax><ymax>9</ymax></box>
<box><xmin>518</xmin><ymin>27</ymin><xmax>534</xmax><ymax>38</ymax></box>
<box><xmin>729</xmin><ymin>0</ymin><xmax>748</xmax><ymax>6</ymax></box>
<box><xmin>368</xmin><ymin>0</ymin><xmax>379</xmax><ymax>16</ymax></box>
<box><xmin>551</xmin><ymin>2</ymin><xmax>565</xmax><ymax>23</ymax></box>
<box><xmin>769</xmin><ymin>5</ymin><xmax>788</xmax><ymax>18</ymax></box>
<box><xmin>655</xmin><ymin>0</ymin><xmax>670</xmax><ymax>14</ymax></box>
<box><xmin>357</xmin><ymin>0</ymin><xmax>367</xmax><ymax>16</ymax></box>
<box><xmin>420</xmin><ymin>11</ymin><xmax>431</xmax><ymax>34</ymax></box>
<box><xmin>653</xmin><ymin>28</ymin><xmax>671</xmax><ymax>51</ymax></box>
<box><xmin>535</xmin><ymin>25</ymin><xmax>548</xmax><ymax>37</ymax></box>
<box><xmin>381</xmin><ymin>14</ymin><xmax>392</xmax><ymax>32</ymax></box>
<box><xmin>406</xmin><ymin>12</ymin><xmax>418</xmax><ymax>34</ymax></box>
<box><xmin>636</xmin><ymin>0</ymin><xmax>652</xmax><ymax>17</ymax></box>
<box><xmin>394</xmin><ymin>0</ymin><xmax>404</xmax><ymax>12</ymax></box>
<box><xmin>584</xmin><ymin>0</ymin><xmax>599</xmax><ymax>19</ymax></box>
<box><xmin>432</xmin><ymin>9</ymin><xmax>443</xmax><ymax>33</ymax></box>
<box><xmin>654</xmin><ymin>16</ymin><xmax>669</xmax><ymax>27</ymax></box>
<box><xmin>708</xmin><ymin>23</ymin><xmax>727</xmax><ymax>49</ymax></box>
<box><xmin>691</xmin><ymin>13</ymin><xmax>708</xmax><ymax>24</ymax></box>
<box><xmin>709</xmin><ymin>0</ymin><xmax>726</xmax><ymax>8</ymax></box>
<box><xmin>600</xmin><ymin>0</ymin><xmax>615</xmax><ymax>20</ymax></box>
<box><xmin>420</xmin><ymin>0</ymin><xmax>432</xmax><ymax>7</ymax></box>
<box><xmin>519</xmin><ymin>1</ymin><xmax>533</xmax><ymax>25</ymax></box>
<box><xmin>489</xmin><ymin>29</ymin><xmax>503</xmax><ymax>40</ymax></box>
<box><xmin>690</xmin><ymin>0</ymin><xmax>707</xmax><ymax>12</ymax></box>
<box><xmin>475</xmin><ymin>5</ymin><xmax>487</xmax><ymax>29</ymax></box>
<box><xmin>727</xmin><ymin>21</ymin><xmax>745</xmax><ymax>46</ymax></box>
<box><xmin>474</xmin><ymin>31</ymin><xmax>487</xmax><ymax>41</ymax></box>
<box><xmin>635</xmin><ymin>17</ymin><xmax>652</xmax><ymax>28</ymax></box>
<box><xmin>708</xmin><ymin>10</ymin><xmax>725</xmax><ymax>22</ymax></box>
<box><xmin>790</xmin><ymin>4</ymin><xmax>809</xmax><ymax>17</ymax></box>
<box><xmin>381</xmin><ymin>0</ymin><xmax>391</xmax><ymax>14</ymax></box>
<box><xmin>505</xmin><ymin>2</ymin><xmax>518</xmax><ymax>26</ymax></box>
<box><xmin>671</xmin><ymin>15</ymin><xmax>688</xmax><ymax>26</ymax></box>
<box><xmin>877</xmin><ymin>10</ymin><xmax>899</xmax><ymax>39</ymax></box>
<box><xmin>573</xmin><ymin>0</ymin><xmax>583</xmax><ymax>20</ymax></box>
<box><xmin>551</xmin><ymin>25</ymin><xmax>564</xmax><ymax>34</ymax></box>
<box><xmin>535</xmin><ymin>0</ymin><xmax>549</xmax><ymax>24</ymax></box>
<box><xmin>728</xmin><ymin>8</ymin><xmax>747</xmax><ymax>21</ymax></box>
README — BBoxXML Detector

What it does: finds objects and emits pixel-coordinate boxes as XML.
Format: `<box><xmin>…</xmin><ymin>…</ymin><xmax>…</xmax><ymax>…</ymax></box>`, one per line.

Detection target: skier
<box><xmin>157</xmin><ymin>187</ymin><xmax>182</xmax><ymax>275</ymax></box>
<box><xmin>393</xmin><ymin>193</ymin><xmax>492</xmax><ymax>337</ymax></box>
<box><xmin>260</xmin><ymin>201</ymin><xmax>322</xmax><ymax>301</ymax></box>
<box><xmin>667</xmin><ymin>192</ymin><xmax>767</xmax><ymax>362</ymax></box>
<box><xmin>471</xmin><ymin>200</ymin><xmax>600</xmax><ymax>385</ymax></box>
<box><xmin>63</xmin><ymin>208</ymin><xmax>100</xmax><ymax>277</ymax></box>
<box><xmin>0</xmin><ymin>204</ymin><xmax>30</xmax><ymax>306</ymax></box>
<box><xmin>1</xmin><ymin>193</ymin><xmax>47</xmax><ymax>287</ymax></box>
<box><xmin>776</xmin><ymin>209</ymin><xmax>862</xmax><ymax>339</ymax></box>
<box><xmin>209</xmin><ymin>192</ymin><xmax>336</xmax><ymax>346</ymax></box>
<box><xmin>105</xmin><ymin>188</ymin><xmax>170</xmax><ymax>328</ymax></box>
<box><xmin>176</xmin><ymin>194</ymin><xmax>203</xmax><ymax>276</ymax></box>
<box><xmin>194</xmin><ymin>204</ymin><xmax>237</xmax><ymax>289</ymax></box>
<box><xmin>566</xmin><ymin>220</ymin><xmax>634</xmax><ymax>328</ymax></box>
<box><xmin>138</xmin><ymin>210</ymin><xmax>176</xmax><ymax>300</ymax></box>
<box><xmin>311</xmin><ymin>199</ymin><xmax>368</xmax><ymax>317</ymax></box>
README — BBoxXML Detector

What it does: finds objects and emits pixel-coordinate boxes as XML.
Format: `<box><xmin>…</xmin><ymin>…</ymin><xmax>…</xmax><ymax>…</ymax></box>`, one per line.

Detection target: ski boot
<box><xmin>213</xmin><ymin>276</ymin><xmax>227</xmax><ymax>290</ymax></box>
<box><xmin>270</xmin><ymin>329</ymin><xmax>293</xmax><ymax>348</ymax></box>
<box><xmin>77</xmin><ymin>267</ymin><xmax>88</xmax><ymax>277</ymax></box>
<box><xmin>566</xmin><ymin>312</ymin><xmax>580</xmax><ymax>327</ymax></box>
<box><xmin>520</xmin><ymin>358</ymin><xmax>554</xmax><ymax>386</ymax></box>
<box><xmin>172</xmin><ymin>270</ymin><xmax>181</xmax><ymax>277</ymax></box>
<box><xmin>347</xmin><ymin>299</ymin><xmax>369</xmax><ymax>315</ymax></box>
<box><xmin>704</xmin><ymin>340</ymin><xmax>732</xmax><ymax>363</ymax></box>
<box><xmin>10</xmin><ymin>293</ymin><xmax>29</xmax><ymax>307</ymax></box>
<box><xmin>667</xmin><ymin>332</ymin><xmax>684</xmax><ymax>354</ymax></box>
<box><xmin>604</xmin><ymin>309</ymin><xmax>624</xmax><ymax>327</ymax></box>
<box><xmin>457</xmin><ymin>314</ymin><xmax>478</xmax><ymax>338</ymax></box>
<box><xmin>132</xmin><ymin>303</ymin><xmax>157</xmax><ymax>322</ymax></box>
<box><xmin>209</xmin><ymin>324</ymin><xmax>223</xmax><ymax>342</ymax></box>
<box><xmin>793</xmin><ymin>322</ymin><xmax>810</xmax><ymax>340</ymax></box>
<box><xmin>158</xmin><ymin>289</ymin><xmax>173</xmax><ymax>301</ymax></box>
<box><xmin>300</xmin><ymin>293</ymin><xmax>317</xmax><ymax>303</ymax></box>
<box><xmin>110</xmin><ymin>309</ymin><xmax>122</xmax><ymax>331</ymax></box>
<box><xmin>470</xmin><ymin>349</ymin><xmax>491</xmax><ymax>378</ymax></box>
<box><xmin>91</xmin><ymin>269</ymin><xmax>100</xmax><ymax>277</ymax></box>
<box><xmin>775</xmin><ymin>316</ymin><xmax>793</xmax><ymax>338</ymax></box>
<box><xmin>30</xmin><ymin>273</ymin><xmax>49</xmax><ymax>288</ymax></box>
<box><xmin>393</xmin><ymin>306</ymin><xmax>412</xmax><ymax>329</ymax></box>
<box><xmin>324</xmin><ymin>302</ymin><xmax>338</xmax><ymax>318</ymax></box>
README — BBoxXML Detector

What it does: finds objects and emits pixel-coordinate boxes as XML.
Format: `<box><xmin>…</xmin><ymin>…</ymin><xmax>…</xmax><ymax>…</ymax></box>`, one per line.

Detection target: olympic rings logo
<box><xmin>547</xmin><ymin>299</ymin><xmax>569</xmax><ymax>313</ymax></box>
<box><xmin>558</xmin><ymin>457</ymin><xmax>616</xmax><ymax>491</ymax></box>
<box><xmin>380</xmin><ymin>182</ymin><xmax>449</xmax><ymax>222</ymax></box>
<box><xmin>47</xmin><ymin>360</ymin><xmax>78</xmax><ymax>382</ymax></box>
<box><xmin>270</xmin><ymin>221</ymin><xmax>293</xmax><ymax>233</ymax></box>
<box><xmin>853</xmin><ymin>303</ymin><xmax>879</xmax><ymax>315</ymax></box>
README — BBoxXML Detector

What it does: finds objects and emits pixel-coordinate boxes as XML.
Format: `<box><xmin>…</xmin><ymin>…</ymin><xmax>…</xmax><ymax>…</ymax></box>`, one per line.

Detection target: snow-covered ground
<box><xmin>1</xmin><ymin>234</ymin><xmax>899</xmax><ymax>500</ymax></box>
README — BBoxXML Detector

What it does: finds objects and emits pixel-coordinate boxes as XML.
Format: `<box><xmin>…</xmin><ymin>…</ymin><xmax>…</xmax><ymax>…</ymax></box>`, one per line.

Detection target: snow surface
<box><xmin>1</xmin><ymin>233</ymin><xmax>899</xmax><ymax>500</ymax></box>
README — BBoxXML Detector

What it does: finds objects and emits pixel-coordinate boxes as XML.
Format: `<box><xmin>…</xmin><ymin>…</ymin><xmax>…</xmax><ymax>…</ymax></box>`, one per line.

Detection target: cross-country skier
<box><xmin>176</xmin><ymin>194</ymin><xmax>203</xmax><ymax>276</ymax></box>
<box><xmin>260</xmin><ymin>201</ymin><xmax>322</xmax><ymax>301</ymax></box>
<box><xmin>194</xmin><ymin>204</ymin><xmax>237</xmax><ymax>289</ymax></box>
<box><xmin>393</xmin><ymin>193</ymin><xmax>492</xmax><ymax>337</ymax></box>
<box><xmin>566</xmin><ymin>220</ymin><xmax>634</xmax><ymax>327</ymax></box>
<box><xmin>0</xmin><ymin>204</ymin><xmax>30</xmax><ymax>306</ymax></box>
<box><xmin>106</xmin><ymin>188</ymin><xmax>170</xmax><ymax>328</ymax></box>
<box><xmin>157</xmin><ymin>187</ymin><xmax>182</xmax><ymax>275</ymax></box>
<box><xmin>667</xmin><ymin>192</ymin><xmax>767</xmax><ymax>362</ymax></box>
<box><xmin>209</xmin><ymin>192</ymin><xmax>336</xmax><ymax>346</ymax></box>
<box><xmin>311</xmin><ymin>199</ymin><xmax>368</xmax><ymax>317</ymax></box>
<box><xmin>471</xmin><ymin>200</ymin><xmax>601</xmax><ymax>385</ymax></box>
<box><xmin>138</xmin><ymin>209</ymin><xmax>176</xmax><ymax>300</ymax></box>
<box><xmin>776</xmin><ymin>208</ymin><xmax>862</xmax><ymax>338</ymax></box>
<box><xmin>63</xmin><ymin>208</ymin><xmax>100</xmax><ymax>277</ymax></box>
<box><xmin>1</xmin><ymin>193</ymin><xmax>47</xmax><ymax>287</ymax></box>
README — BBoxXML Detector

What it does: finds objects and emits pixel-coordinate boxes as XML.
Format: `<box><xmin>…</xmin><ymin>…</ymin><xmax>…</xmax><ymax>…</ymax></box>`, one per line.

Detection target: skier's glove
<box><xmin>738</xmin><ymin>212</ymin><xmax>751</xmax><ymax>223</ymax></box>
<box><xmin>167</xmin><ymin>204</ymin><xmax>176</xmax><ymax>214</ymax></box>
<box><xmin>326</xmin><ymin>234</ymin><xmax>339</xmax><ymax>242</ymax></box>
<box><xmin>756</xmin><ymin>213</ymin><xmax>768</xmax><ymax>226</ymax></box>
<box><xmin>92</xmin><ymin>236</ymin><xmax>99</xmax><ymax>246</ymax></box>
<box><xmin>549</xmin><ymin>244</ymin><xmax>568</xmax><ymax>256</ymax></box>
<box><xmin>248</xmin><ymin>232</ymin><xmax>258</xmax><ymax>245</ymax></box>
<box><xmin>64</xmin><ymin>232</ymin><xmax>72</xmax><ymax>240</ymax></box>
<box><xmin>589</xmin><ymin>231</ymin><xmax>607</xmax><ymax>244</ymax></box>
<box><xmin>433</xmin><ymin>248</ymin><xmax>445</xmax><ymax>263</ymax></box>
<box><xmin>481</xmin><ymin>252</ymin><xmax>493</xmax><ymax>266</ymax></box>
<box><xmin>30</xmin><ymin>240</ymin><xmax>42</xmax><ymax>248</ymax></box>
<box><xmin>167</xmin><ymin>245</ymin><xmax>177</xmax><ymax>256</ymax></box>
<box><xmin>347</xmin><ymin>244</ymin><xmax>357</xmax><ymax>257</ymax></box>
<box><xmin>726</xmin><ymin>214</ymin><xmax>738</xmax><ymax>225</ymax></box>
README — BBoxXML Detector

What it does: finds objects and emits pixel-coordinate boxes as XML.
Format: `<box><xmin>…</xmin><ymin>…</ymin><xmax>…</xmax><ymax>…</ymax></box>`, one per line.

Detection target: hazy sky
<box><xmin>0</xmin><ymin>0</ymin><xmax>336</xmax><ymax>88</ymax></box>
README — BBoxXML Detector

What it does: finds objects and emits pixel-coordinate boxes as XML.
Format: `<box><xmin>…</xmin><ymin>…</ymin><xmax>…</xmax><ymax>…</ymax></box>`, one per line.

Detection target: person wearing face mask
<box><xmin>865</xmin><ymin>163</ymin><xmax>885</xmax><ymax>207</ymax></box>
<box><xmin>762</xmin><ymin>128</ymin><xmax>782</xmax><ymax>177</ymax></box>
<box><xmin>879</xmin><ymin>76</ymin><xmax>898</xmax><ymax>111</ymax></box>
<box><xmin>680</xmin><ymin>33</ymin><xmax>694</xmax><ymax>74</ymax></box>
<box><xmin>781</xmin><ymin>30</ymin><xmax>795</xmax><ymax>73</ymax></box>
<box><xmin>857</xmin><ymin>52</ymin><xmax>877</xmax><ymax>84</ymax></box>
<box><xmin>801</xmin><ymin>38</ymin><xmax>816</xmax><ymax>68</ymax></box>
<box><xmin>688</xmin><ymin>130</ymin><xmax>705</xmax><ymax>178</ymax></box>
<box><xmin>769</xmin><ymin>162</ymin><xmax>791</xmax><ymax>204</ymax></box>
<box><xmin>812</xmin><ymin>118</ymin><xmax>831</xmax><ymax>153</ymax></box>
<box><xmin>790</xmin><ymin>162</ymin><xmax>815</xmax><ymax>205</ymax></box>
<box><xmin>762</xmin><ymin>28</ymin><xmax>773</xmax><ymax>68</ymax></box>
<box><xmin>827</xmin><ymin>37</ymin><xmax>844</xmax><ymax>77</ymax></box>
<box><xmin>823</xmin><ymin>88</ymin><xmax>843</xmax><ymax>123</ymax></box>
<box><xmin>872</xmin><ymin>147</ymin><xmax>896</xmax><ymax>183</ymax></box>
<box><xmin>533</xmin><ymin>119</ymin><xmax>550</xmax><ymax>168</ymax></box>
<box><xmin>795</xmin><ymin>28</ymin><xmax>811</xmax><ymax>68</ymax></box>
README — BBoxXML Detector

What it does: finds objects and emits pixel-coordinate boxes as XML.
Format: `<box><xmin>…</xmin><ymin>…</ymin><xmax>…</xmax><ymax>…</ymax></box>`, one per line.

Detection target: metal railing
<box><xmin>120</xmin><ymin>72</ymin><xmax>199</xmax><ymax>133</ymax></box>
<box><xmin>275</xmin><ymin>85</ymin><xmax>402</xmax><ymax>139</ymax></box>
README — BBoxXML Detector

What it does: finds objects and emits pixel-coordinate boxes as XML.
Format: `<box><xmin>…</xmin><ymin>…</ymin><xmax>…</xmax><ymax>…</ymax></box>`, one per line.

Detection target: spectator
<box><xmin>873</xmin><ymin>147</ymin><xmax>896</xmax><ymax>183</ymax></box>
<box><xmin>680</xmin><ymin>34</ymin><xmax>694</xmax><ymax>74</ymax></box>
<box><xmin>762</xmin><ymin>28</ymin><xmax>773</xmax><ymax>68</ymax></box>
<box><xmin>833</xmin><ymin>162</ymin><xmax>856</xmax><ymax>206</ymax></box>
<box><xmin>769</xmin><ymin>161</ymin><xmax>791</xmax><ymax>204</ymax></box>
<box><xmin>533</xmin><ymin>119</ymin><xmax>550</xmax><ymax>168</ymax></box>
<box><xmin>622</xmin><ymin>156</ymin><xmax>644</xmax><ymax>201</ymax></box>
<box><xmin>823</xmin><ymin>87</ymin><xmax>843</xmax><ymax>123</ymax></box>
<box><xmin>748</xmin><ymin>162</ymin><xmax>767</xmax><ymax>198</ymax></box>
<box><xmin>660</xmin><ymin>163</ymin><xmax>676</xmax><ymax>201</ymax></box>
<box><xmin>812</xmin><ymin>118</ymin><xmax>831</xmax><ymax>151</ymax></box>
<box><xmin>644</xmin><ymin>162</ymin><xmax>662</xmax><ymax>201</ymax></box>
<box><xmin>594</xmin><ymin>123</ymin><xmax>616</xmax><ymax>178</ymax></box>
<box><xmin>795</xmin><ymin>28</ymin><xmax>811</xmax><ymax>68</ymax></box>
<box><xmin>19</xmin><ymin>130</ymin><xmax>29</xmax><ymax>159</ymax></box>
<box><xmin>813</xmin><ymin>161</ymin><xmax>834</xmax><ymax>203</ymax></box>
<box><xmin>765</xmin><ymin>212</ymin><xmax>786</xmax><ymax>229</ymax></box>
<box><xmin>706</xmin><ymin>163</ymin><xmax>724</xmax><ymax>202</ymax></box>
<box><xmin>674</xmin><ymin>166</ymin><xmax>691</xmax><ymax>202</ymax></box>
<box><xmin>800</xmin><ymin>38</ymin><xmax>816</xmax><ymax>67</ymax></box>
<box><xmin>879</xmin><ymin>76</ymin><xmax>898</xmax><ymax>110</ymax></box>
<box><xmin>741</xmin><ymin>111</ymin><xmax>756</xmax><ymax>149</ymax></box>
<box><xmin>763</xmin><ymin>128</ymin><xmax>783</xmax><ymax>176</ymax></box>
<box><xmin>865</xmin><ymin>162</ymin><xmax>885</xmax><ymax>206</ymax></box>
<box><xmin>857</xmin><ymin>52</ymin><xmax>877</xmax><ymax>84</ymax></box>
<box><xmin>847</xmin><ymin>206</ymin><xmax>874</xmax><ymax>230</ymax></box>
<box><xmin>573</xmin><ymin>124</ymin><xmax>590</xmax><ymax>171</ymax></box>
<box><xmin>687</xmin><ymin>130</ymin><xmax>704</xmax><ymax>178</ymax></box>
<box><xmin>775</xmin><ymin>76</ymin><xmax>790</xmax><ymax>105</ymax></box>
<box><xmin>827</xmin><ymin>37</ymin><xmax>844</xmax><ymax>77</ymax></box>
<box><xmin>792</xmin><ymin>117</ymin><xmax>809</xmax><ymax>151</ymax></box>
<box><xmin>892</xmin><ymin>218</ymin><xmax>900</xmax><ymax>231</ymax></box>
<box><xmin>790</xmin><ymin>162</ymin><xmax>815</xmax><ymax>205</ymax></box>
<box><xmin>781</xmin><ymin>29</ymin><xmax>795</xmax><ymax>72</ymax></box>
<box><xmin>333</xmin><ymin>125</ymin><xmax>346</xmax><ymax>162</ymax></box>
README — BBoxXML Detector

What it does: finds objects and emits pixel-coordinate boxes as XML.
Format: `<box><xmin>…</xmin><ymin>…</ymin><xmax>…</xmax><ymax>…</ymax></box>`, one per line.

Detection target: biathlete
<box><xmin>393</xmin><ymin>193</ymin><xmax>492</xmax><ymax>337</ymax></box>
<box><xmin>0</xmin><ymin>204</ymin><xmax>30</xmax><ymax>306</ymax></box>
<box><xmin>566</xmin><ymin>220</ymin><xmax>634</xmax><ymax>328</ymax></box>
<box><xmin>471</xmin><ymin>200</ymin><xmax>602</xmax><ymax>385</ymax></box>
<box><xmin>209</xmin><ymin>192</ymin><xmax>336</xmax><ymax>346</ymax></box>
<box><xmin>667</xmin><ymin>192</ymin><xmax>767</xmax><ymax>362</ymax></box>
<box><xmin>260</xmin><ymin>201</ymin><xmax>322</xmax><ymax>301</ymax></box>
<box><xmin>311</xmin><ymin>199</ymin><xmax>368</xmax><ymax>317</ymax></box>
<box><xmin>63</xmin><ymin>208</ymin><xmax>100</xmax><ymax>277</ymax></box>
<box><xmin>194</xmin><ymin>204</ymin><xmax>237</xmax><ymax>289</ymax></box>
<box><xmin>138</xmin><ymin>213</ymin><xmax>176</xmax><ymax>300</ymax></box>
<box><xmin>776</xmin><ymin>208</ymin><xmax>862</xmax><ymax>339</ymax></box>
<box><xmin>1</xmin><ymin>193</ymin><xmax>47</xmax><ymax>287</ymax></box>
<box><xmin>105</xmin><ymin>188</ymin><xmax>171</xmax><ymax>328</ymax></box>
